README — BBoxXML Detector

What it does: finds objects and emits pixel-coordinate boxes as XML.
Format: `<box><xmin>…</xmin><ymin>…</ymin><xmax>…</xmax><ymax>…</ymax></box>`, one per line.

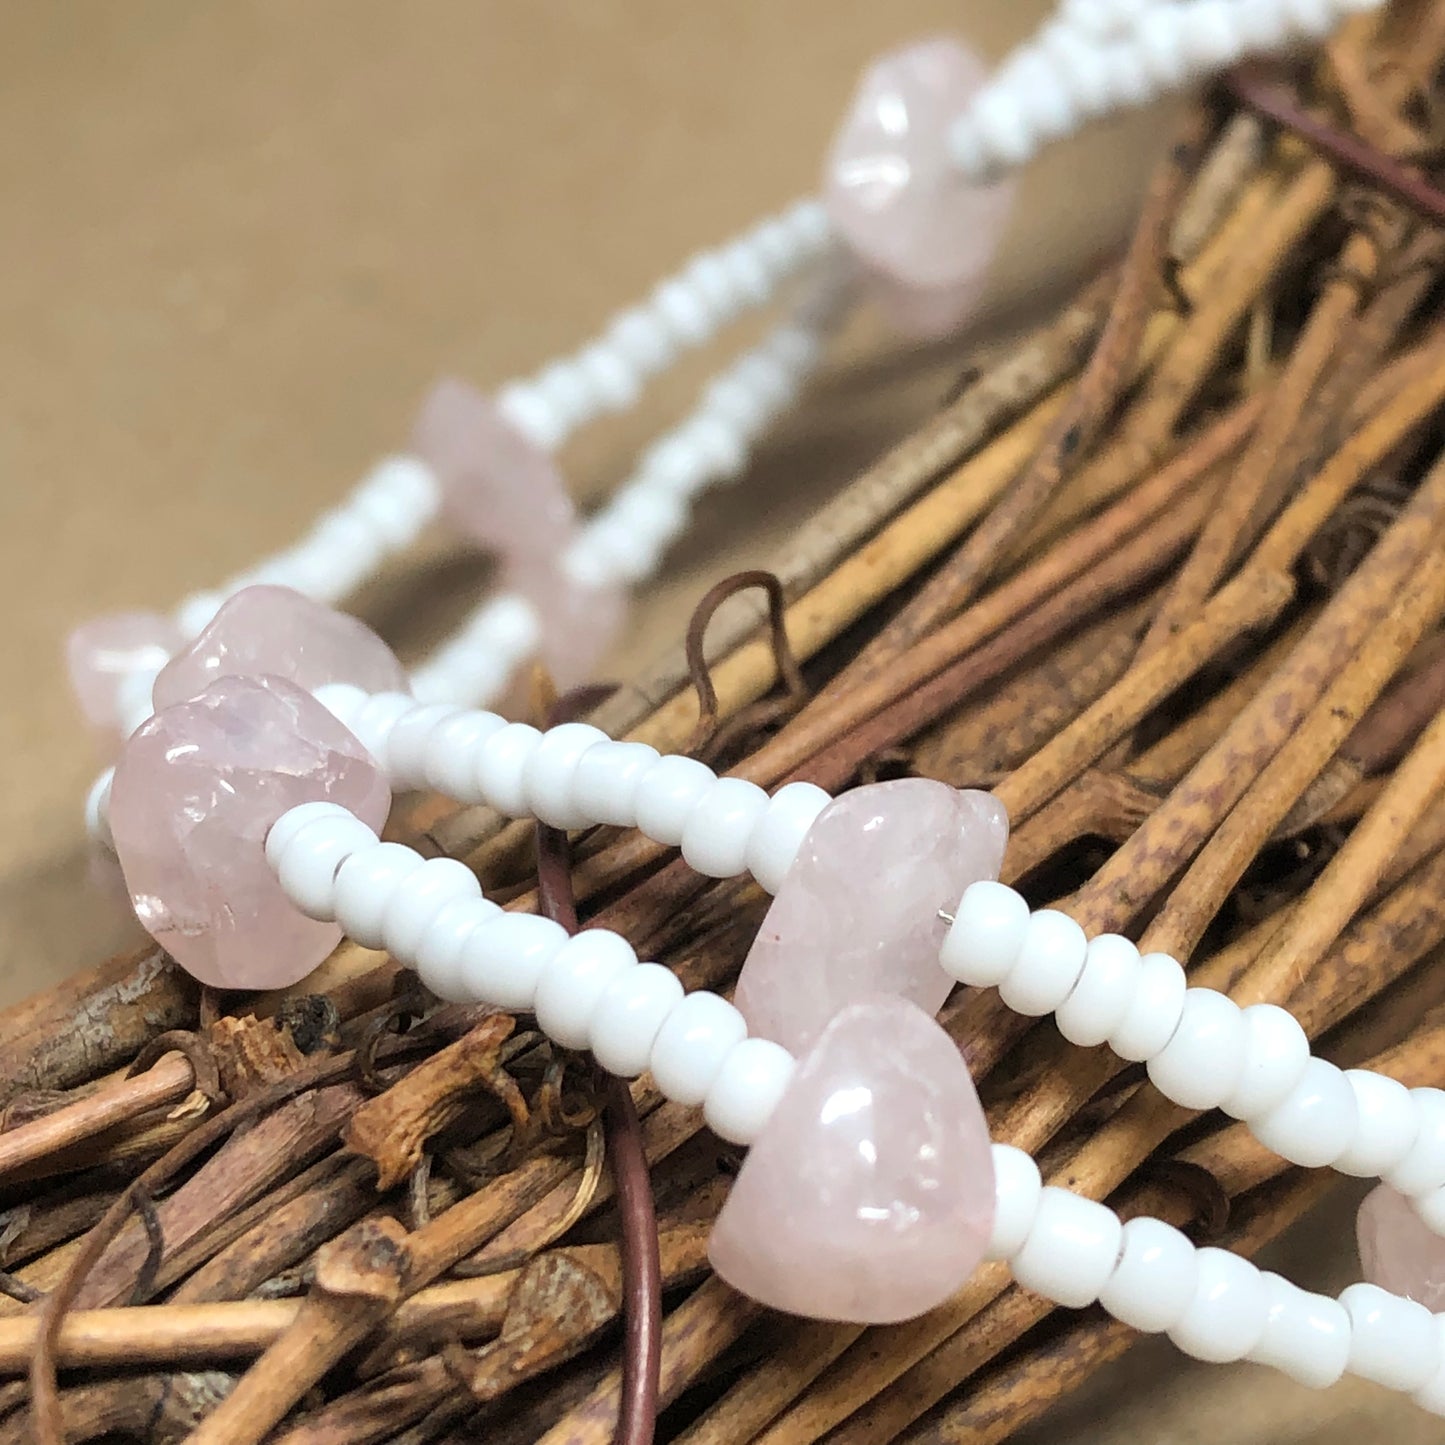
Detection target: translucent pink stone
<box><xmin>825</xmin><ymin>36</ymin><xmax>1016</xmax><ymax>314</ymax></box>
<box><xmin>734</xmin><ymin>780</ymin><xmax>1008</xmax><ymax>1055</ymax></box>
<box><xmin>67</xmin><ymin>611</ymin><xmax>182</xmax><ymax>732</ymax></box>
<box><xmin>152</xmin><ymin>585</ymin><xmax>408</xmax><ymax>712</ymax></box>
<box><xmin>708</xmin><ymin>995</ymin><xmax>995</xmax><ymax>1323</ymax></box>
<box><xmin>504</xmin><ymin>558</ymin><xmax>625</xmax><ymax>692</ymax></box>
<box><xmin>412</xmin><ymin>377</ymin><xmax>575</xmax><ymax>562</ymax></box>
<box><xmin>1357</xmin><ymin>1185</ymin><xmax>1445</xmax><ymax>1310</ymax></box>
<box><xmin>110</xmin><ymin>674</ymin><xmax>391</xmax><ymax>990</ymax></box>
<box><xmin>872</xmin><ymin>272</ymin><xmax>994</xmax><ymax>342</ymax></box>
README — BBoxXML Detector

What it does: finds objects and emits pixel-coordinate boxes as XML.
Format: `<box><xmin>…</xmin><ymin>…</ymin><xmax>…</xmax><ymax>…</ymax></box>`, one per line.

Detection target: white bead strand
<box><xmin>949</xmin><ymin>0</ymin><xmax>1387</xmax><ymax>182</ymax></box>
<box><xmin>411</xmin><ymin>262</ymin><xmax>852</xmax><ymax>713</ymax></box>
<box><xmin>262</xmin><ymin>799</ymin><xmax>1445</xmax><ymax>1417</ymax></box>
<box><xmin>937</xmin><ymin>883</ymin><xmax>1445</xmax><ymax>1219</ymax></box>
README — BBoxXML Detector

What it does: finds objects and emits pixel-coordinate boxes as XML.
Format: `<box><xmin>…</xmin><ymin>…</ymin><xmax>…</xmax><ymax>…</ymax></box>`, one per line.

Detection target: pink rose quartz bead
<box><xmin>733</xmin><ymin>780</ymin><xmax>1007</xmax><ymax>1055</ymax></box>
<box><xmin>152</xmin><ymin>585</ymin><xmax>408</xmax><ymax>712</ymax></box>
<box><xmin>504</xmin><ymin>558</ymin><xmax>625</xmax><ymax>692</ymax></box>
<box><xmin>825</xmin><ymin>37</ymin><xmax>1015</xmax><ymax>329</ymax></box>
<box><xmin>871</xmin><ymin>272</ymin><xmax>995</xmax><ymax>342</ymax></box>
<box><xmin>110</xmin><ymin>674</ymin><xmax>391</xmax><ymax>990</ymax></box>
<box><xmin>412</xmin><ymin>377</ymin><xmax>576</xmax><ymax>563</ymax></box>
<box><xmin>1357</xmin><ymin>1185</ymin><xmax>1445</xmax><ymax>1310</ymax></box>
<box><xmin>708</xmin><ymin>995</ymin><xmax>995</xmax><ymax>1323</ymax></box>
<box><xmin>67</xmin><ymin>611</ymin><xmax>182</xmax><ymax>733</ymax></box>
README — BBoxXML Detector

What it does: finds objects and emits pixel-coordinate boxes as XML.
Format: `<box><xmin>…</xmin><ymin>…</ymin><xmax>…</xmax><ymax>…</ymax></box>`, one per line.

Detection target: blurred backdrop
<box><xmin>0</xmin><ymin>5</ymin><xmax>1423</xmax><ymax>1440</ymax></box>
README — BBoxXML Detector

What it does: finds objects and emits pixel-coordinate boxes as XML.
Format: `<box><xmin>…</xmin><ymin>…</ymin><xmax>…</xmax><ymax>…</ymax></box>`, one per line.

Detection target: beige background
<box><xmin>0</xmin><ymin>3</ymin><xmax>1429</xmax><ymax>1439</ymax></box>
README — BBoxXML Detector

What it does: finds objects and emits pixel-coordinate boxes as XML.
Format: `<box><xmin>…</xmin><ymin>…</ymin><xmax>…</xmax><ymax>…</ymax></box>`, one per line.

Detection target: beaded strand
<box><xmin>258</xmin><ymin>789</ymin><xmax>1445</xmax><ymax>1413</ymax></box>
<box><xmin>231</xmin><ymin>692</ymin><xmax>1445</xmax><ymax>1238</ymax></box>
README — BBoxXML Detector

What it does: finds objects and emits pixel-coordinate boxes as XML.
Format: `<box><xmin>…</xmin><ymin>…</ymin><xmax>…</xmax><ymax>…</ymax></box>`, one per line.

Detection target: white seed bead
<box><xmin>380</xmin><ymin>856</ymin><xmax>482</xmax><ymax>963</ymax></box>
<box><xmin>1414</xmin><ymin>1316</ymin><xmax>1445</xmax><ymax>1416</ymax></box>
<box><xmin>680</xmin><ymin>777</ymin><xmax>771</xmax><ymax>878</ymax></box>
<box><xmin>1386</xmin><ymin>1089</ymin><xmax>1445</xmax><ymax>1197</ymax></box>
<box><xmin>653</xmin><ymin>277</ymin><xmax>715</xmax><ymax>346</ymax></box>
<box><xmin>607</xmin><ymin>306</ymin><xmax>678</xmax><ymax>376</ymax></box>
<box><xmin>985</xmin><ymin>1145</ymin><xmax>1042</xmax><ymax>1261</ymax></box>
<box><xmin>473</xmin><ymin>722</ymin><xmax>545</xmax><ymax>817</ymax></box>
<box><xmin>533</xmin><ymin>359</ymin><xmax>594</xmax><ymax>431</ymax></box>
<box><xmin>1247</xmin><ymin>1273</ymin><xmax>1351</xmax><ymax>1391</ymax></box>
<box><xmin>998</xmin><ymin>910</ymin><xmax>1087</xmax><ymax>1017</ymax></box>
<box><xmin>1146</xmin><ymin>989</ymin><xmax>1247</xmax><ymax>1111</ymax></box>
<box><xmin>264</xmin><ymin>800</ymin><xmax>356</xmax><ymax>871</ymax></box>
<box><xmin>422</xmin><ymin>710</ymin><xmax>508</xmax><ymax>801</ymax></box>
<box><xmin>1010</xmin><ymin>1187</ymin><xmax>1123</xmax><ymax>1308</ymax></box>
<box><xmin>684</xmin><ymin>414</ymin><xmax>748</xmax><ymax>482</ymax></box>
<box><xmin>275</xmin><ymin>812</ymin><xmax>382</xmax><ymax>922</ymax></box>
<box><xmin>1108</xmin><ymin>951</ymin><xmax>1188</xmax><ymax>1062</ymax></box>
<box><xmin>385</xmin><ymin>703</ymin><xmax>465</xmax><ymax>791</ymax></box>
<box><xmin>312</xmin><ymin>682</ymin><xmax>368</xmax><ymax>734</ymax></box>
<box><xmin>718</xmin><ymin>238</ymin><xmax>773</xmax><ymax>306</ymax></box>
<box><xmin>683</xmin><ymin>251</ymin><xmax>739</xmax><ymax>321</ymax></box>
<box><xmin>576</xmin><ymin>341</ymin><xmax>641</xmax><ymax>414</ymax></box>
<box><xmin>1098</xmin><ymin>1216</ymin><xmax>1198</xmax><ymax>1334</ymax></box>
<box><xmin>496</xmin><ymin>380</ymin><xmax>566</xmax><ymax>451</ymax></box>
<box><xmin>86</xmin><ymin>767</ymin><xmax>116</xmax><ymax>850</ymax></box>
<box><xmin>532</xmin><ymin>929</ymin><xmax>638</xmax><ymax>1049</ymax></box>
<box><xmin>580</xmin><ymin>514</ymin><xmax>661</xmax><ymax>585</ymax></box>
<box><xmin>704</xmin><ymin>1038</ymin><xmax>796</xmax><ymax>1145</ymax></box>
<box><xmin>589</xmin><ymin>962</ymin><xmax>685</xmax><ymax>1078</ymax></box>
<box><xmin>523</xmin><ymin>723</ymin><xmax>608</xmax><ymax>831</ymax></box>
<box><xmin>1340</xmin><ymin>1282</ymin><xmax>1440</xmax><ymax>1393</ymax></box>
<box><xmin>1220</xmin><ymin>1003</ymin><xmax>1311</xmax><ymax>1121</ymax></box>
<box><xmin>414</xmin><ymin>896</ymin><xmax>502</xmax><ymax>1001</ymax></box>
<box><xmin>705</xmin><ymin>373</ymin><xmax>769</xmax><ymax>433</ymax></box>
<box><xmin>649</xmin><ymin>990</ymin><xmax>748</xmax><ymax>1106</ymax></box>
<box><xmin>174</xmin><ymin>590</ymin><xmax>224</xmax><ymax>638</ymax></box>
<box><xmin>1336</xmin><ymin>1069</ymin><xmax>1420</xmax><ymax>1178</ymax></box>
<box><xmin>744</xmin><ymin>782</ymin><xmax>831</xmax><ymax>894</ymax></box>
<box><xmin>1251</xmin><ymin>1057</ymin><xmax>1359</xmax><ymax>1169</ymax></box>
<box><xmin>351</xmin><ymin>456</ymin><xmax>438</xmax><ymax>548</ymax></box>
<box><xmin>571</xmin><ymin>740</ymin><xmax>662</xmax><ymax>829</ymax></box>
<box><xmin>332</xmin><ymin>843</ymin><xmax>428</xmax><ymax>950</ymax></box>
<box><xmin>1167</xmin><ymin>1247</ymin><xmax>1269</xmax><ymax>1364</ymax></box>
<box><xmin>1055</xmin><ymin>934</ymin><xmax>1140</xmax><ymax>1047</ymax></box>
<box><xmin>1412</xmin><ymin>1184</ymin><xmax>1445</xmax><ymax>1236</ymax></box>
<box><xmin>751</xmin><ymin>216</ymin><xmax>800</xmax><ymax>271</ymax></box>
<box><xmin>939</xmin><ymin>880</ymin><xmax>1029</xmax><ymax>987</ymax></box>
<box><xmin>115</xmin><ymin>661</ymin><xmax>160</xmax><ymax>736</ymax></box>
<box><xmin>633</xmin><ymin>755</ymin><xmax>719</xmax><ymax>847</ymax></box>
<box><xmin>454</xmin><ymin>912</ymin><xmax>568</xmax><ymax>1011</ymax></box>
<box><xmin>785</xmin><ymin>197</ymin><xmax>832</xmax><ymax>251</ymax></box>
<box><xmin>348</xmin><ymin>691</ymin><xmax>416</xmax><ymax>765</ymax></box>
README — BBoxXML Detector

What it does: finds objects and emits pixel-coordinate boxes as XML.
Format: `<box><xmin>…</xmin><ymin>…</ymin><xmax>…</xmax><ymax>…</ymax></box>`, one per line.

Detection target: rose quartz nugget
<box><xmin>67</xmin><ymin>611</ymin><xmax>182</xmax><ymax>732</ymax></box>
<box><xmin>504</xmin><ymin>558</ymin><xmax>625</xmax><ymax>692</ymax></box>
<box><xmin>871</xmin><ymin>271</ymin><xmax>995</xmax><ymax>342</ymax></box>
<box><xmin>152</xmin><ymin>585</ymin><xmax>408</xmax><ymax>711</ymax></box>
<box><xmin>709</xmin><ymin>995</ymin><xmax>995</xmax><ymax>1323</ymax></box>
<box><xmin>825</xmin><ymin>37</ymin><xmax>1015</xmax><ymax>321</ymax></box>
<box><xmin>110</xmin><ymin>674</ymin><xmax>391</xmax><ymax>990</ymax></box>
<box><xmin>1358</xmin><ymin>1184</ymin><xmax>1445</xmax><ymax>1310</ymax></box>
<box><xmin>733</xmin><ymin>780</ymin><xmax>1007</xmax><ymax>1055</ymax></box>
<box><xmin>412</xmin><ymin>377</ymin><xmax>576</xmax><ymax>562</ymax></box>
